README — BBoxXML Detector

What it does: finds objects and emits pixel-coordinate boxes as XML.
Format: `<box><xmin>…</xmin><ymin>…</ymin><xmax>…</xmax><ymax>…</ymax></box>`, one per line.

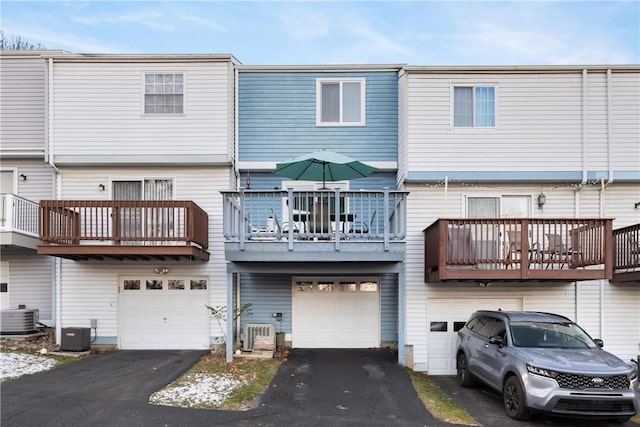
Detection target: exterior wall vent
<box><xmin>242</xmin><ymin>323</ymin><xmax>276</xmax><ymax>351</ymax></box>
<box><xmin>0</xmin><ymin>309</ymin><xmax>39</xmax><ymax>335</ymax></box>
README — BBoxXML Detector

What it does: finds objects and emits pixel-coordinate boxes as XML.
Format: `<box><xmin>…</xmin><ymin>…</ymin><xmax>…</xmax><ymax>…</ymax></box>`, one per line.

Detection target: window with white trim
<box><xmin>316</xmin><ymin>78</ymin><xmax>365</xmax><ymax>126</ymax></box>
<box><xmin>453</xmin><ymin>85</ymin><xmax>496</xmax><ymax>127</ymax></box>
<box><xmin>144</xmin><ymin>73</ymin><xmax>184</xmax><ymax>114</ymax></box>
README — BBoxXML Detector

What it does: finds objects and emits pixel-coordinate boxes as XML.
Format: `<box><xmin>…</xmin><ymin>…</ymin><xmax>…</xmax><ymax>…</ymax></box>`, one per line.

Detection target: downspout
<box><xmin>443</xmin><ymin>176</ymin><xmax>448</xmax><ymax>217</ymax></box>
<box><xmin>575</xmin><ymin>69</ymin><xmax>589</xmax><ymax>219</ymax></box>
<box><xmin>599</xmin><ymin>177</ymin><xmax>607</xmax><ymax>339</ymax></box>
<box><xmin>598</xmin><ymin>69</ymin><xmax>614</xmax><ymax>340</ymax></box>
<box><xmin>48</xmin><ymin>58</ymin><xmax>63</xmax><ymax>346</ymax></box>
<box><xmin>234</xmin><ymin>67</ymin><xmax>240</xmax><ymax>188</ymax></box>
<box><xmin>574</xmin><ymin>68</ymin><xmax>589</xmax><ymax>325</ymax></box>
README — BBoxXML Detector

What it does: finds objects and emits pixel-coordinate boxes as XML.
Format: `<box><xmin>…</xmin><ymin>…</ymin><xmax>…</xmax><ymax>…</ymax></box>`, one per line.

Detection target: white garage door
<box><xmin>119</xmin><ymin>277</ymin><xmax>210</xmax><ymax>350</ymax></box>
<box><xmin>427</xmin><ymin>297</ymin><xmax>523</xmax><ymax>375</ymax></box>
<box><xmin>292</xmin><ymin>277</ymin><xmax>380</xmax><ymax>348</ymax></box>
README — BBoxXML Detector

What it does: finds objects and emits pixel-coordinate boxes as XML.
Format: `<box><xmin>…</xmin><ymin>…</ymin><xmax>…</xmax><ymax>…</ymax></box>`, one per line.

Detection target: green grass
<box><xmin>407</xmin><ymin>370</ymin><xmax>479</xmax><ymax>426</ymax></box>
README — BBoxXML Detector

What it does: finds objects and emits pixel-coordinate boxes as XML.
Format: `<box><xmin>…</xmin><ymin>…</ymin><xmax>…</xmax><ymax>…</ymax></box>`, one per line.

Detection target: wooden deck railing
<box><xmin>424</xmin><ymin>218</ymin><xmax>613</xmax><ymax>282</ymax></box>
<box><xmin>39</xmin><ymin>200</ymin><xmax>208</xmax><ymax>249</ymax></box>
<box><xmin>612</xmin><ymin>223</ymin><xmax>640</xmax><ymax>282</ymax></box>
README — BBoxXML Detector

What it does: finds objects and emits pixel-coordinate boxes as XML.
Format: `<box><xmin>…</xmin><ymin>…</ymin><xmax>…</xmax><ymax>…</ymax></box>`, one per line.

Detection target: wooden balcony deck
<box><xmin>221</xmin><ymin>189</ymin><xmax>407</xmax><ymax>262</ymax></box>
<box><xmin>37</xmin><ymin>200</ymin><xmax>209</xmax><ymax>261</ymax></box>
<box><xmin>424</xmin><ymin>218</ymin><xmax>613</xmax><ymax>283</ymax></box>
<box><xmin>612</xmin><ymin>223</ymin><xmax>640</xmax><ymax>283</ymax></box>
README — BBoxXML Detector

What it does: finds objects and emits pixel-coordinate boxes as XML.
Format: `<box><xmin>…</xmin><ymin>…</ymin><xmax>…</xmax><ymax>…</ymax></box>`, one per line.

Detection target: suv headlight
<box><xmin>629</xmin><ymin>368</ymin><xmax>638</xmax><ymax>382</ymax></box>
<box><xmin>527</xmin><ymin>364</ymin><xmax>559</xmax><ymax>379</ymax></box>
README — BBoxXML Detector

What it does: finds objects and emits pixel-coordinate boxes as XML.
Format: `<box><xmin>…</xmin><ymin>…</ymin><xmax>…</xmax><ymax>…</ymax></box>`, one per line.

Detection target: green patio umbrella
<box><xmin>273</xmin><ymin>150</ymin><xmax>377</xmax><ymax>188</ymax></box>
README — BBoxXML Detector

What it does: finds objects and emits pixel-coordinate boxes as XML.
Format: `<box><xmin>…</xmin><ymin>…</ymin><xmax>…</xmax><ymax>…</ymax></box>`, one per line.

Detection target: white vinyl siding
<box><xmin>316</xmin><ymin>78</ymin><xmax>366</xmax><ymax>126</ymax></box>
<box><xmin>397</xmin><ymin>72</ymin><xmax>409</xmax><ymax>189</ymax></box>
<box><xmin>403</xmin><ymin>182</ymin><xmax>639</xmax><ymax>372</ymax></box>
<box><xmin>0</xmin><ymin>55</ymin><xmax>46</xmax><ymax>153</ymax></box>
<box><xmin>0</xmin><ymin>253</ymin><xmax>54</xmax><ymax>322</ymax></box>
<box><xmin>56</xmin><ymin>166</ymin><xmax>231</xmax><ymax>344</ymax></box>
<box><xmin>405</xmin><ymin>70</ymin><xmax>639</xmax><ymax>174</ymax></box>
<box><xmin>50</xmin><ymin>61</ymin><xmax>234</xmax><ymax>161</ymax></box>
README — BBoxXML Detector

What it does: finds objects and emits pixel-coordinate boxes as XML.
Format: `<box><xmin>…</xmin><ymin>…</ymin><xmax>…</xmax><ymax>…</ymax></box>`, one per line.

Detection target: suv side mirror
<box><xmin>593</xmin><ymin>338</ymin><xmax>604</xmax><ymax>348</ymax></box>
<box><xmin>489</xmin><ymin>335</ymin><xmax>504</xmax><ymax>347</ymax></box>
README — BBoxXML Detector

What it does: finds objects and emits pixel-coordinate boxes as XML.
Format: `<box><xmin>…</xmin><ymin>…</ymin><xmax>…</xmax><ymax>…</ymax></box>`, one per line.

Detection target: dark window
<box><xmin>453</xmin><ymin>321</ymin><xmax>467</xmax><ymax>332</ymax></box>
<box><xmin>430</xmin><ymin>321</ymin><xmax>448</xmax><ymax>332</ymax></box>
<box><xmin>473</xmin><ymin>315</ymin><xmax>505</xmax><ymax>338</ymax></box>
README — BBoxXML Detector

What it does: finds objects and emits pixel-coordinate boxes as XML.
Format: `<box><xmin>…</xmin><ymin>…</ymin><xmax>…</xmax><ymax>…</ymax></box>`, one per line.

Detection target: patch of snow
<box><xmin>150</xmin><ymin>373</ymin><xmax>247</xmax><ymax>408</ymax></box>
<box><xmin>1</xmin><ymin>352</ymin><xmax>58</xmax><ymax>381</ymax></box>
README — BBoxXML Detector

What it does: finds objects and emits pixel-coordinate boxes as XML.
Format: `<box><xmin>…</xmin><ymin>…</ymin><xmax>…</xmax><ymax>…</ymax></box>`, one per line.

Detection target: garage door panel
<box><xmin>119</xmin><ymin>278</ymin><xmax>209</xmax><ymax>350</ymax></box>
<box><xmin>427</xmin><ymin>298</ymin><xmax>523</xmax><ymax>375</ymax></box>
<box><xmin>293</xmin><ymin>278</ymin><xmax>380</xmax><ymax>348</ymax></box>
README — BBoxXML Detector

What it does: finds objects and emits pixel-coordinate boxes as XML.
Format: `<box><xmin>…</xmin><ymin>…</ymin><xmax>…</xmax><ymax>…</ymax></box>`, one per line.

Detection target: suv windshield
<box><xmin>510</xmin><ymin>321</ymin><xmax>598</xmax><ymax>349</ymax></box>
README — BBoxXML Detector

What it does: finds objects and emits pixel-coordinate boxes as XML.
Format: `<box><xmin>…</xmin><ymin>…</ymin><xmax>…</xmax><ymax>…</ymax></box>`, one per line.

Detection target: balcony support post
<box><xmin>287</xmin><ymin>188</ymin><xmax>294</xmax><ymax>251</ymax></box>
<box><xmin>604</xmin><ymin>219</ymin><xmax>613</xmax><ymax>279</ymax></box>
<box><xmin>521</xmin><ymin>219</ymin><xmax>530</xmax><ymax>279</ymax></box>
<box><xmin>334</xmin><ymin>188</ymin><xmax>340</xmax><ymax>251</ymax></box>
<box><xmin>226</xmin><ymin>269</ymin><xmax>234</xmax><ymax>363</ymax></box>
<box><xmin>384</xmin><ymin>189</ymin><xmax>390</xmax><ymax>251</ymax></box>
<box><xmin>239</xmin><ymin>188</ymin><xmax>246</xmax><ymax>251</ymax></box>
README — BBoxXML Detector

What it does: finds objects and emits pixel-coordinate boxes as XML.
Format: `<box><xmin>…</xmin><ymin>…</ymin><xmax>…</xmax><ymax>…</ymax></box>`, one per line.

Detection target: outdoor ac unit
<box><xmin>242</xmin><ymin>323</ymin><xmax>276</xmax><ymax>351</ymax></box>
<box><xmin>0</xmin><ymin>309</ymin><xmax>39</xmax><ymax>335</ymax></box>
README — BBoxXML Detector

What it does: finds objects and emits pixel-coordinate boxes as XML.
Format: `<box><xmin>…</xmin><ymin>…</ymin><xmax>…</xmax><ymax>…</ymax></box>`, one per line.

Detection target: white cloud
<box><xmin>179</xmin><ymin>14</ymin><xmax>227</xmax><ymax>32</ymax></box>
<box><xmin>71</xmin><ymin>10</ymin><xmax>173</xmax><ymax>31</ymax></box>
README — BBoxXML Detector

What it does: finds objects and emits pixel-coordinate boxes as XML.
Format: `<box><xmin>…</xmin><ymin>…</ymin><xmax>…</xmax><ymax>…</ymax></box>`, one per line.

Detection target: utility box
<box><xmin>61</xmin><ymin>327</ymin><xmax>90</xmax><ymax>352</ymax></box>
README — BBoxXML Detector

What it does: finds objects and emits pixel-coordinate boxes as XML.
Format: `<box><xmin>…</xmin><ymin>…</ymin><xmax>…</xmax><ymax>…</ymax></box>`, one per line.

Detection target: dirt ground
<box><xmin>1</xmin><ymin>329</ymin><xmax>59</xmax><ymax>353</ymax></box>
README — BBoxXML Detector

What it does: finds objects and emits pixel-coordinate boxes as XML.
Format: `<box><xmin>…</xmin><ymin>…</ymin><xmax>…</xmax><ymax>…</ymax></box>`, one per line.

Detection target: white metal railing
<box><xmin>221</xmin><ymin>189</ymin><xmax>408</xmax><ymax>251</ymax></box>
<box><xmin>0</xmin><ymin>194</ymin><xmax>39</xmax><ymax>237</ymax></box>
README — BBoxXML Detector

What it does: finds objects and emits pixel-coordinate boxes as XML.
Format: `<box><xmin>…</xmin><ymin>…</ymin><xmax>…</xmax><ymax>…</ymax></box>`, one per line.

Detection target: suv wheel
<box><xmin>456</xmin><ymin>353</ymin><xmax>475</xmax><ymax>387</ymax></box>
<box><xmin>503</xmin><ymin>376</ymin><xmax>531</xmax><ymax>420</ymax></box>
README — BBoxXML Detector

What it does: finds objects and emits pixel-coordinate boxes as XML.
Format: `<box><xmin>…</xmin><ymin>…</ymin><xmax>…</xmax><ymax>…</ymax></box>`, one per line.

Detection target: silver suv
<box><xmin>456</xmin><ymin>310</ymin><xmax>639</xmax><ymax>423</ymax></box>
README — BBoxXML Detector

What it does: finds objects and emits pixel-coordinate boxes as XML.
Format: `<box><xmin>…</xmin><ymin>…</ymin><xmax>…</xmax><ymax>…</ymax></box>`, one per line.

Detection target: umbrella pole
<box><xmin>322</xmin><ymin>165</ymin><xmax>326</xmax><ymax>189</ymax></box>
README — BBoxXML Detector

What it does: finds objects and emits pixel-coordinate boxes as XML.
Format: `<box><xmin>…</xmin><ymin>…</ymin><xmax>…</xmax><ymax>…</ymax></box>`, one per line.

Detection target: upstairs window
<box><xmin>316</xmin><ymin>78</ymin><xmax>365</xmax><ymax>126</ymax></box>
<box><xmin>453</xmin><ymin>85</ymin><xmax>495</xmax><ymax>127</ymax></box>
<box><xmin>144</xmin><ymin>73</ymin><xmax>184</xmax><ymax>114</ymax></box>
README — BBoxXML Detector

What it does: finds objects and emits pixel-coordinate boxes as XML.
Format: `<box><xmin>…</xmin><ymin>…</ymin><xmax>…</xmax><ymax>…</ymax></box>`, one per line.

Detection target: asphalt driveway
<box><xmin>431</xmin><ymin>375</ymin><xmax>639</xmax><ymax>427</ymax></box>
<box><xmin>2</xmin><ymin>349</ymin><xmax>447</xmax><ymax>427</ymax></box>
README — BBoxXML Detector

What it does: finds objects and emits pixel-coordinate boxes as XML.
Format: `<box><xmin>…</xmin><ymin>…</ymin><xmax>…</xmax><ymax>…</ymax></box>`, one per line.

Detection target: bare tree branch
<box><xmin>0</xmin><ymin>30</ymin><xmax>46</xmax><ymax>50</ymax></box>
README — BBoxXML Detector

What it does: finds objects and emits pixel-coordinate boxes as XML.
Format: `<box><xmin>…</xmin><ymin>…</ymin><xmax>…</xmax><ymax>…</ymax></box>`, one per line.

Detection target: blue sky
<box><xmin>2</xmin><ymin>1</ymin><xmax>638</xmax><ymax>65</ymax></box>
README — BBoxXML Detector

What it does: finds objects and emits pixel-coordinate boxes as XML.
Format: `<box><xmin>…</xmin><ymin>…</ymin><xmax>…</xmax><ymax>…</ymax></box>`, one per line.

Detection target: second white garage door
<box><xmin>427</xmin><ymin>297</ymin><xmax>523</xmax><ymax>375</ymax></box>
<box><xmin>292</xmin><ymin>277</ymin><xmax>380</xmax><ymax>348</ymax></box>
<box><xmin>119</xmin><ymin>277</ymin><xmax>210</xmax><ymax>350</ymax></box>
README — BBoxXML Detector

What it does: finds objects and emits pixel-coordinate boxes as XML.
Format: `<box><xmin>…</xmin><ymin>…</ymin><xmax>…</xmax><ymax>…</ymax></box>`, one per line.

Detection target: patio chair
<box><xmin>349</xmin><ymin>210</ymin><xmax>377</xmax><ymax>236</ymax></box>
<box><xmin>545</xmin><ymin>233</ymin><xmax>579</xmax><ymax>268</ymax></box>
<box><xmin>447</xmin><ymin>226</ymin><xmax>477</xmax><ymax>269</ymax></box>
<box><xmin>310</xmin><ymin>201</ymin><xmax>330</xmax><ymax>234</ymax></box>
<box><xmin>504</xmin><ymin>230</ymin><xmax>538</xmax><ymax>268</ymax></box>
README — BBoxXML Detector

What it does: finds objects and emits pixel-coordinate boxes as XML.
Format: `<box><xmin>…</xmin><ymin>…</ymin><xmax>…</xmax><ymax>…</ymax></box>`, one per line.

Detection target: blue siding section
<box><xmin>239</xmin><ymin>273</ymin><xmax>398</xmax><ymax>344</ymax></box>
<box><xmin>239</xmin><ymin>72</ymin><xmax>398</xmax><ymax>162</ymax></box>
<box><xmin>381</xmin><ymin>274</ymin><xmax>398</xmax><ymax>343</ymax></box>
<box><xmin>243</xmin><ymin>171</ymin><xmax>397</xmax><ymax>191</ymax></box>
<box><xmin>239</xmin><ymin>274</ymin><xmax>291</xmax><ymax>333</ymax></box>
